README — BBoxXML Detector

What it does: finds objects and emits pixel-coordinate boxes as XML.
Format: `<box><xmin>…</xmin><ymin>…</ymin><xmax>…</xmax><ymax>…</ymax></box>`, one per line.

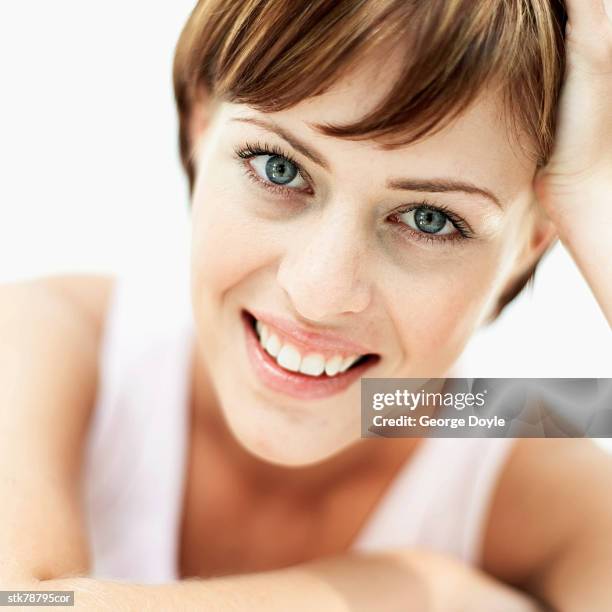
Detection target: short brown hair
<box><xmin>173</xmin><ymin>0</ymin><xmax>567</xmax><ymax>319</ymax></box>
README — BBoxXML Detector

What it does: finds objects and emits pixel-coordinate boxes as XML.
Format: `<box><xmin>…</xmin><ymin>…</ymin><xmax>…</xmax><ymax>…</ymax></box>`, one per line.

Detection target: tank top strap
<box><xmin>351</xmin><ymin>436</ymin><xmax>517</xmax><ymax>567</ymax></box>
<box><xmin>82</xmin><ymin>266</ymin><xmax>194</xmax><ymax>583</ymax></box>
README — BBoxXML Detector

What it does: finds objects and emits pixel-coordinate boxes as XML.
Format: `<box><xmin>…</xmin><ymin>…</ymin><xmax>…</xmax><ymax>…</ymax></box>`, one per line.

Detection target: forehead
<box><xmin>222</xmin><ymin>45</ymin><xmax>536</xmax><ymax>206</ymax></box>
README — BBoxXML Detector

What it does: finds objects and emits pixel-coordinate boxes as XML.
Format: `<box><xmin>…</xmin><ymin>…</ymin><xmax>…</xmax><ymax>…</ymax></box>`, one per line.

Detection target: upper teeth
<box><xmin>255</xmin><ymin>319</ymin><xmax>362</xmax><ymax>377</ymax></box>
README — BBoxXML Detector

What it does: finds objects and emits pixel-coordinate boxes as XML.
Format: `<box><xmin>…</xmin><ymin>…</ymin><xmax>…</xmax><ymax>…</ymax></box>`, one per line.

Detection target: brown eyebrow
<box><xmin>231</xmin><ymin>116</ymin><xmax>504</xmax><ymax>209</ymax></box>
<box><xmin>386</xmin><ymin>178</ymin><xmax>504</xmax><ymax>209</ymax></box>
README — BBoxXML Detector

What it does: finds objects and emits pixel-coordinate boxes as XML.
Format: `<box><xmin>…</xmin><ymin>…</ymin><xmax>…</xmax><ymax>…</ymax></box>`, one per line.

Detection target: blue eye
<box><xmin>414</xmin><ymin>207</ymin><xmax>449</xmax><ymax>233</ymax></box>
<box><xmin>250</xmin><ymin>154</ymin><xmax>308</xmax><ymax>189</ymax></box>
<box><xmin>388</xmin><ymin>202</ymin><xmax>475</xmax><ymax>245</ymax></box>
<box><xmin>235</xmin><ymin>142</ymin><xmax>310</xmax><ymax>192</ymax></box>
<box><xmin>263</xmin><ymin>155</ymin><xmax>298</xmax><ymax>185</ymax></box>
<box><xmin>399</xmin><ymin>206</ymin><xmax>456</xmax><ymax>236</ymax></box>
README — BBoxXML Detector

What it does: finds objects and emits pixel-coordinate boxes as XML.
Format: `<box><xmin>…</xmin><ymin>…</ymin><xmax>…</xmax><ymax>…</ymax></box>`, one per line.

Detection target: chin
<box><xmin>221</xmin><ymin>400</ymin><xmax>358</xmax><ymax>467</ymax></box>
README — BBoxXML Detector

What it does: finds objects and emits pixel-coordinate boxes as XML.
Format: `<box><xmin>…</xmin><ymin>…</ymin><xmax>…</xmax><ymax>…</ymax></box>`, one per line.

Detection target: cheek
<box><xmin>190</xmin><ymin>178</ymin><xmax>272</xmax><ymax>301</ymax></box>
<box><xmin>384</xmin><ymin>244</ymin><xmax>508</xmax><ymax>373</ymax></box>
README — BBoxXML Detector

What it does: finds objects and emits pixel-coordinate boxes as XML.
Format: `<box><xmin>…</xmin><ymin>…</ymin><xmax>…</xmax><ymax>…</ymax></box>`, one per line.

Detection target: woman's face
<box><xmin>189</xmin><ymin>52</ymin><xmax>541</xmax><ymax>466</ymax></box>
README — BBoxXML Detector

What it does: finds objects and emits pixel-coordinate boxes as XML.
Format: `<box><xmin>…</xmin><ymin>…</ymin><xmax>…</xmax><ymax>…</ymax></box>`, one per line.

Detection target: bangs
<box><xmin>174</xmin><ymin>0</ymin><xmax>567</xmax><ymax>189</ymax></box>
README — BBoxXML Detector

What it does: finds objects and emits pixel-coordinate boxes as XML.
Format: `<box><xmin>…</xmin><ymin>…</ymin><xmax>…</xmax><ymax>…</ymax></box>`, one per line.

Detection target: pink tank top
<box><xmin>81</xmin><ymin>266</ymin><xmax>517</xmax><ymax>583</ymax></box>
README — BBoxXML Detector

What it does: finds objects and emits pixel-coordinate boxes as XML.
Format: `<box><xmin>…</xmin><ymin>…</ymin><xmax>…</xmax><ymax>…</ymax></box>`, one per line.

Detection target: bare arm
<box><xmin>0</xmin><ymin>277</ymin><xmax>101</xmax><ymax>583</ymax></box>
<box><xmin>532</xmin><ymin>0</ymin><xmax>612</xmax><ymax>326</ymax></box>
<box><xmin>550</xmin><ymin>178</ymin><xmax>612</xmax><ymax>326</ymax></box>
<box><xmin>7</xmin><ymin>551</ymin><xmax>544</xmax><ymax>612</ymax></box>
<box><xmin>527</xmin><ymin>441</ymin><xmax>612</xmax><ymax>611</ymax></box>
<box><xmin>483</xmin><ymin>438</ymin><xmax>612</xmax><ymax>611</ymax></box>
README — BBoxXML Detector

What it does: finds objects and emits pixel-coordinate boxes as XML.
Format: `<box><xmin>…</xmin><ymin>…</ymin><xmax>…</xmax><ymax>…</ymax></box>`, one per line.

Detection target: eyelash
<box><xmin>233</xmin><ymin>141</ymin><xmax>475</xmax><ymax>245</ymax></box>
<box><xmin>234</xmin><ymin>140</ymin><xmax>313</xmax><ymax>196</ymax></box>
<box><xmin>388</xmin><ymin>203</ymin><xmax>475</xmax><ymax>245</ymax></box>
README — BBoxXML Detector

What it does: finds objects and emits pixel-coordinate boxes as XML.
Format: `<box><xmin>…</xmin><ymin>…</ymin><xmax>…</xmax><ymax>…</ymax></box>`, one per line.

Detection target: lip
<box><xmin>242</xmin><ymin>311</ymin><xmax>379</xmax><ymax>400</ymax></box>
<box><xmin>248</xmin><ymin>308</ymin><xmax>374</xmax><ymax>357</ymax></box>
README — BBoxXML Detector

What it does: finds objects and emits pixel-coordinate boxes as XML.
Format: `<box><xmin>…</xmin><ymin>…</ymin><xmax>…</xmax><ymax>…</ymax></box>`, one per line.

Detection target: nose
<box><xmin>276</xmin><ymin>209</ymin><xmax>372</xmax><ymax>321</ymax></box>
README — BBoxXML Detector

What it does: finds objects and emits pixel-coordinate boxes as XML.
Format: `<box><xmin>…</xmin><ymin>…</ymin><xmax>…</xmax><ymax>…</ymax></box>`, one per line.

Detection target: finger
<box><xmin>564</xmin><ymin>0</ymin><xmax>612</xmax><ymax>70</ymax></box>
<box><xmin>565</xmin><ymin>0</ymin><xmax>610</xmax><ymax>35</ymax></box>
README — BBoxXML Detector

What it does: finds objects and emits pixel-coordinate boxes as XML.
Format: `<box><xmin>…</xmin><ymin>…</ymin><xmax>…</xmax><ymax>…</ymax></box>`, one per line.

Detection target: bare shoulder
<box><xmin>0</xmin><ymin>272</ymin><xmax>117</xmax><ymax>456</ymax></box>
<box><xmin>481</xmin><ymin>438</ymin><xmax>612</xmax><ymax>584</ymax></box>
<box><xmin>1</xmin><ymin>272</ymin><xmax>114</xmax><ymax>328</ymax></box>
<box><xmin>0</xmin><ymin>272</ymin><xmax>117</xmax><ymax>444</ymax></box>
<box><xmin>33</xmin><ymin>274</ymin><xmax>115</xmax><ymax>342</ymax></box>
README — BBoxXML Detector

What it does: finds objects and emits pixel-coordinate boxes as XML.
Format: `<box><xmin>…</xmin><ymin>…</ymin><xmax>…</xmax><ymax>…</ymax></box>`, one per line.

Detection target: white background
<box><xmin>0</xmin><ymin>2</ymin><xmax>610</xmax><ymax>447</ymax></box>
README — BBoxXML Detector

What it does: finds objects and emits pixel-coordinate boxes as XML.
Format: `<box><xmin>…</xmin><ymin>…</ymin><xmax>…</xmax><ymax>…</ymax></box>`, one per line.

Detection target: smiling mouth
<box><xmin>243</xmin><ymin>310</ymin><xmax>378</xmax><ymax>377</ymax></box>
<box><xmin>240</xmin><ymin>310</ymin><xmax>381</xmax><ymax>402</ymax></box>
